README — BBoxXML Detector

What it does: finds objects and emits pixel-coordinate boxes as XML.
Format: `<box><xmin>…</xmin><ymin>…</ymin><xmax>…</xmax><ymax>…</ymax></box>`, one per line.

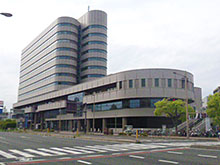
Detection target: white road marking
<box><xmin>63</xmin><ymin>147</ymin><xmax>94</xmax><ymax>154</ymax></box>
<box><xmin>0</xmin><ymin>150</ymin><xmax>17</xmax><ymax>159</ymax></box>
<box><xmin>87</xmin><ymin>145</ymin><xmax>119</xmax><ymax>151</ymax></box>
<box><xmin>129</xmin><ymin>155</ymin><xmax>145</xmax><ymax>159</ymax></box>
<box><xmin>9</xmin><ymin>150</ymin><xmax>35</xmax><ymax>158</ymax></box>
<box><xmin>50</xmin><ymin>148</ymin><xmax>82</xmax><ymax>154</ymax></box>
<box><xmin>38</xmin><ymin>148</ymin><xmax>67</xmax><ymax>155</ymax></box>
<box><xmin>112</xmin><ymin>153</ymin><xmax>122</xmax><ymax>155</ymax></box>
<box><xmin>74</xmin><ymin>146</ymin><xmax>106</xmax><ymax>153</ymax></box>
<box><xmin>158</xmin><ymin>159</ymin><xmax>179</xmax><ymax>164</ymax></box>
<box><xmin>198</xmin><ymin>154</ymin><xmax>217</xmax><ymax>159</ymax></box>
<box><xmin>77</xmin><ymin>160</ymin><xmax>92</xmax><ymax>164</ymax></box>
<box><xmin>84</xmin><ymin>154</ymin><xmax>103</xmax><ymax>157</ymax></box>
<box><xmin>167</xmin><ymin>151</ymin><xmax>183</xmax><ymax>155</ymax></box>
<box><xmin>24</xmin><ymin>149</ymin><xmax>53</xmax><ymax>156</ymax></box>
<box><xmin>0</xmin><ymin>163</ymin><xmax>6</xmax><ymax>165</ymax></box>
<box><xmin>58</xmin><ymin>157</ymin><xmax>72</xmax><ymax>159</ymax></box>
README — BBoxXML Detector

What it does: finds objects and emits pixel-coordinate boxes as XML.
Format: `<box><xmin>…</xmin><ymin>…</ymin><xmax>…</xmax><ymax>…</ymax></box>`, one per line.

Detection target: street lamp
<box><xmin>92</xmin><ymin>93</ymin><xmax>95</xmax><ymax>133</ymax></box>
<box><xmin>0</xmin><ymin>12</ymin><xmax>12</xmax><ymax>17</ymax></box>
<box><xmin>173</xmin><ymin>71</ymin><xmax>189</xmax><ymax>139</ymax></box>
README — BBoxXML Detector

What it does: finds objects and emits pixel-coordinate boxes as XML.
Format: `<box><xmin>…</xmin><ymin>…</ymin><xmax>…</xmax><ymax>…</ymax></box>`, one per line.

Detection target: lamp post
<box><xmin>92</xmin><ymin>93</ymin><xmax>95</xmax><ymax>133</ymax></box>
<box><xmin>0</xmin><ymin>12</ymin><xmax>12</xmax><ymax>17</ymax></box>
<box><xmin>58</xmin><ymin>101</ymin><xmax>62</xmax><ymax>132</ymax></box>
<box><xmin>173</xmin><ymin>71</ymin><xmax>189</xmax><ymax>139</ymax></box>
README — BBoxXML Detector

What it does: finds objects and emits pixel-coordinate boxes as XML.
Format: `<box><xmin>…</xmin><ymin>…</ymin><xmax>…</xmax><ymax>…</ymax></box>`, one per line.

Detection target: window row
<box><xmin>82</xmin><ymin>41</ymin><xmax>107</xmax><ymax>47</ymax></box>
<box><xmin>23</xmin><ymin>22</ymin><xmax>79</xmax><ymax>55</ymax></box>
<box><xmin>19</xmin><ymin>73</ymin><xmax>75</xmax><ymax>91</ymax></box>
<box><xmin>19</xmin><ymin>81</ymin><xmax>75</xmax><ymax>97</ymax></box>
<box><xmin>22</xmin><ymin>31</ymin><xmax>77</xmax><ymax>63</ymax></box>
<box><xmin>20</xmin><ymin>55</ymin><xmax>76</xmax><ymax>79</ymax></box>
<box><xmin>82</xmin><ymin>24</ymin><xmax>107</xmax><ymax>32</ymax></box>
<box><xmin>81</xmin><ymin>49</ymin><xmax>107</xmax><ymax>55</ymax></box>
<box><xmin>20</xmin><ymin>64</ymin><xmax>76</xmax><ymax>84</ymax></box>
<box><xmin>82</xmin><ymin>33</ymin><xmax>107</xmax><ymax>40</ymax></box>
<box><xmin>119</xmin><ymin>78</ymin><xmax>193</xmax><ymax>90</ymax></box>
<box><xmin>87</xmin><ymin>98</ymin><xmax>163</xmax><ymax>111</ymax></box>
<box><xmin>81</xmin><ymin>57</ymin><xmax>107</xmax><ymax>63</ymax></box>
<box><xmin>21</xmin><ymin>36</ymin><xmax>77</xmax><ymax>68</ymax></box>
<box><xmin>81</xmin><ymin>74</ymin><xmax>105</xmax><ymax>79</ymax></box>
<box><xmin>81</xmin><ymin>65</ymin><xmax>107</xmax><ymax>71</ymax></box>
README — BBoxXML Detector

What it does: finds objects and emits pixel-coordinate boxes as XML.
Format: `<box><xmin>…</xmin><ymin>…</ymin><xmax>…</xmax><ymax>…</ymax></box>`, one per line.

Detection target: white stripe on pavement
<box><xmin>0</xmin><ymin>150</ymin><xmax>17</xmax><ymax>159</ymax></box>
<box><xmin>167</xmin><ymin>151</ymin><xmax>183</xmax><ymax>155</ymax></box>
<box><xmin>24</xmin><ymin>149</ymin><xmax>53</xmax><ymax>156</ymax></box>
<box><xmin>74</xmin><ymin>146</ymin><xmax>106</xmax><ymax>153</ymax></box>
<box><xmin>37</xmin><ymin>148</ymin><xmax>67</xmax><ymax>155</ymax></box>
<box><xmin>129</xmin><ymin>155</ymin><xmax>145</xmax><ymax>159</ymax></box>
<box><xmin>77</xmin><ymin>160</ymin><xmax>92</xmax><ymax>164</ymax></box>
<box><xmin>50</xmin><ymin>148</ymin><xmax>82</xmax><ymax>154</ymax></box>
<box><xmin>158</xmin><ymin>159</ymin><xmax>179</xmax><ymax>164</ymax></box>
<box><xmin>198</xmin><ymin>154</ymin><xmax>217</xmax><ymax>159</ymax></box>
<box><xmin>9</xmin><ymin>150</ymin><xmax>35</xmax><ymax>158</ymax></box>
<box><xmin>63</xmin><ymin>147</ymin><xmax>94</xmax><ymax>154</ymax></box>
<box><xmin>87</xmin><ymin>145</ymin><xmax>119</xmax><ymax>151</ymax></box>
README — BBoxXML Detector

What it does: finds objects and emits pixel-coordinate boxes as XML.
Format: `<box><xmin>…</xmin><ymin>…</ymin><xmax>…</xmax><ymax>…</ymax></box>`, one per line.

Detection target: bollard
<box><xmin>76</xmin><ymin>128</ymin><xmax>79</xmax><ymax>137</ymax></box>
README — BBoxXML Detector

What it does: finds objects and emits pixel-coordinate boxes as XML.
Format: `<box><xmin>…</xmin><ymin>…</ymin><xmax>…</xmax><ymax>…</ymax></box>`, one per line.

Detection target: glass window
<box><xmin>119</xmin><ymin>81</ymin><xmax>122</xmax><ymax>89</ymax></box>
<box><xmin>168</xmin><ymin>79</ymin><xmax>172</xmax><ymax>87</ymax></box>
<box><xmin>155</xmin><ymin>78</ymin><xmax>159</xmax><ymax>87</ymax></box>
<box><xmin>129</xmin><ymin>80</ymin><xmax>133</xmax><ymax>88</ymax></box>
<box><xmin>182</xmin><ymin>79</ymin><xmax>185</xmax><ymax>89</ymax></box>
<box><xmin>141</xmin><ymin>78</ymin><xmax>146</xmax><ymax>87</ymax></box>
<box><xmin>130</xmin><ymin>99</ymin><xmax>140</xmax><ymax>108</ymax></box>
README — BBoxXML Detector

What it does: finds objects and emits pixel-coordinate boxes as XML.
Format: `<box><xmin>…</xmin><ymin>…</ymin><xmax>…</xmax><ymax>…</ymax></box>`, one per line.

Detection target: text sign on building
<box><xmin>0</xmin><ymin>101</ymin><xmax>3</xmax><ymax>107</ymax></box>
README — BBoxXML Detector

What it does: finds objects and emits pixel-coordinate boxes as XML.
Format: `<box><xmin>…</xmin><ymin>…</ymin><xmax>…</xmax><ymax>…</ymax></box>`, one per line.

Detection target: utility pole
<box><xmin>185</xmin><ymin>71</ymin><xmax>189</xmax><ymax>139</ymax></box>
<box><xmin>92</xmin><ymin>94</ymin><xmax>95</xmax><ymax>133</ymax></box>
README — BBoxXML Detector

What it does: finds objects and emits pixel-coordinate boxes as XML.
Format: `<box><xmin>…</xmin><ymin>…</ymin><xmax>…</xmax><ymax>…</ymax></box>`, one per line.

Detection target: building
<box><xmin>13</xmin><ymin>10</ymin><xmax>201</xmax><ymax>132</ymax></box>
<box><xmin>18</xmin><ymin>10</ymin><xmax>107</xmax><ymax>103</ymax></box>
<box><xmin>14</xmin><ymin>67</ymin><xmax>199</xmax><ymax>131</ymax></box>
<box><xmin>213</xmin><ymin>86</ymin><xmax>220</xmax><ymax>94</ymax></box>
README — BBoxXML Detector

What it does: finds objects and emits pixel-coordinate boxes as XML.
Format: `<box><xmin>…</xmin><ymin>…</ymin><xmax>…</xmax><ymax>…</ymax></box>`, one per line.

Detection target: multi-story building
<box><xmin>14</xmin><ymin>10</ymin><xmax>202</xmax><ymax>132</ymax></box>
<box><xmin>18</xmin><ymin>10</ymin><xmax>107</xmax><ymax>103</ymax></box>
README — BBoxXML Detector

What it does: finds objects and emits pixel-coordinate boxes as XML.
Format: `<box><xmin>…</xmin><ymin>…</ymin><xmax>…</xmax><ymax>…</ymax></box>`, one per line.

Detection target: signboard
<box><xmin>0</xmin><ymin>101</ymin><xmax>3</xmax><ymax>107</ymax></box>
<box><xmin>0</xmin><ymin>108</ymin><xmax>2</xmax><ymax>114</ymax></box>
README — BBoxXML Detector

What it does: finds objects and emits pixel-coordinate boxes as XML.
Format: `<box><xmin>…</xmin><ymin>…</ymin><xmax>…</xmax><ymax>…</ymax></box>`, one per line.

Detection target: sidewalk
<box><xmin>26</xmin><ymin>130</ymin><xmax>220</xmax><ymax>143</ymax></box>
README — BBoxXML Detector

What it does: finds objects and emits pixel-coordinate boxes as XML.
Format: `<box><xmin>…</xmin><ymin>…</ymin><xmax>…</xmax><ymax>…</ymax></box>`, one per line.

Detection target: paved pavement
<box><xmin>0</xmin><ymin>132</ymin><xmax>220</xmax><ymax>164</ymax></box>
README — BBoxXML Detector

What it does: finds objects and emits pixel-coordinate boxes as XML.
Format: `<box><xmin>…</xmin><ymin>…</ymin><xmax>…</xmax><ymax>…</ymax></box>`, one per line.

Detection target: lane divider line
<box><xmin>198</xmin><ymin>154</ymin><xmax>217</xmax><ymax>159</ymax></box>
<box><xmin>129</xmin><ymin>155</ymin><xmax>145</xmax><ymax>159</ymax></box>
<box><xmin>77</xmin><ymin>160</ymin><xmax>92</xmax><ymax>164</ymax></box>
<box><xmin>158</xmin><ymin>159</ymin><xmax>179</xmax><ymax>164</ymax></box>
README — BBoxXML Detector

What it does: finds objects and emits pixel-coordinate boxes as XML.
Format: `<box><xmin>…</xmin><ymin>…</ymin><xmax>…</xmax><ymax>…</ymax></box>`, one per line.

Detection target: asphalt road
<box><xmin>0</xmin><ymin>132</ymin><xmax>219</xmax><ymax>164</ymax></box>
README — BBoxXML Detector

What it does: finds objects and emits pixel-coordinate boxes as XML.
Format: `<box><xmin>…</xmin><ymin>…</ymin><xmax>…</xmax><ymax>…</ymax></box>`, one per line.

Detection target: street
<box><xmin>0</xmin><ymin>132</ymin><xmax>219</xmax><ymax>164</ymax></box>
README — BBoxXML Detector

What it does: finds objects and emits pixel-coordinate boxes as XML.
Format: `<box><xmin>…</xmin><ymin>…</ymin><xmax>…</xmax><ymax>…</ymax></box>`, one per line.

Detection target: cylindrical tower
<box><xmin>78</xmin><ymin>10</ymin><xmax>107</xmax><ymax>83</ymax></box>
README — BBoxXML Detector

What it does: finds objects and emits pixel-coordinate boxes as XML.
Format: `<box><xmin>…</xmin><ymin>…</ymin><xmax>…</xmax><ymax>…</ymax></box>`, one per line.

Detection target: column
<box><xmin>77</xmin><ymin>120</ymin><xmax>81</xmax><ymax>131</ymax></box>
<box><xmin>86</xmin><ymin>119</ymin><xmax>90</xmax><ymax>133</ymax></box>
<box><xmin>122</xmin><ymin>117</ymin><xmax>127</xmax><ymax>130</ymax></box>
<box><xmin>102</xmin><ymin>118</ymin><xmax>107</xmax><ymax>134</ymax></box>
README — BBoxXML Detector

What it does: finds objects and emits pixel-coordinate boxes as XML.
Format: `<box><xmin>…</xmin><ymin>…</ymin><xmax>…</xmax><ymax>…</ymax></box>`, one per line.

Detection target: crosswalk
<box><xmin>0</xmin><ymin>141</ymin><xmax>219</xmax><ymax>160</ymax></box>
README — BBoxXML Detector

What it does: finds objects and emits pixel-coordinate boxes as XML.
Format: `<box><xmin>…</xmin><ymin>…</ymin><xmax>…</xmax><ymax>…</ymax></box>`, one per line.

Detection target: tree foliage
<box><xmin>207</xmin><ymin>92</ymin><xmax>220</xmax><ymax>126</ymax></box>
<box><xmin>0</xmin><ymin>119</ymin><xmax>16</xmax><ymax>130</ymax></box>
<box><xmin>154</xmin><ymin>99</ymin><xmax>195</xmax><ymax>134</ymax></box>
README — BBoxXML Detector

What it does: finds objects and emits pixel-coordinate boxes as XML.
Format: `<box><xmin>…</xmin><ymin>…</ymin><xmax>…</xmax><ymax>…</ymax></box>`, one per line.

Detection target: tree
<box><xmin>154</xmin><ymin>99</ymin><xmax>195</xmax><ymax>135</ymax></box>
<box><xmin>207</xmin><ymin>92</ymin><xmax>220</xmax><ymax>127</ymax></box>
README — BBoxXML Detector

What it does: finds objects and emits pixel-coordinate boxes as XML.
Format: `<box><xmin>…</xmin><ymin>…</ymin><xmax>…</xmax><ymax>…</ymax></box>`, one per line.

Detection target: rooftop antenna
<box><xmin>88</xmin><ymin>6</ymin><xmax>90</xmax><ymax>12</ymax></box>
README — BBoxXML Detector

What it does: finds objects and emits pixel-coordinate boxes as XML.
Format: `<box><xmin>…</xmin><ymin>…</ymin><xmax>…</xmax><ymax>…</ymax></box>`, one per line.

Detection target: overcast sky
<box><xmin>1</xmin><ymin>0</ymin><xmax>220</xmax><ymax>110</ymax></box>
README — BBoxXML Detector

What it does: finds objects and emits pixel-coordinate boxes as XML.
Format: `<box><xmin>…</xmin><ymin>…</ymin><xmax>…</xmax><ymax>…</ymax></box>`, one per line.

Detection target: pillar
<box><xmin>86</xmin><ymin>119</ymin><xmax>90</xmax><ymax>133</ymax></box>
<box><xmin>102</xmin><ymin>118</ymin><xmax>107</xmax><ymax>134</ymax></box>
<box><xmin>122</xmin><ymin>117</ymin><xmax>127</xmax><ymax>130</ymax></box>
<box><xmin>77</xmin><ymin>120</ymin><xmax>81</xmax><ymax>131</ymax></box>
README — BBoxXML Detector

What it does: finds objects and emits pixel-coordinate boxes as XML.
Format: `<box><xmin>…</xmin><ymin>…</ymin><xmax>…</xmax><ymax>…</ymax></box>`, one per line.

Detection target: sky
<box><xmin>0</xmin><ymin>0</ymin><xmax>220</xmax><ymax>110</ymax></box>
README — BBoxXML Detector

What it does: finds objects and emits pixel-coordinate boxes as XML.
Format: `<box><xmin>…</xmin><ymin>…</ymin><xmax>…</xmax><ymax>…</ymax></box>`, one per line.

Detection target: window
<box><xmin>182</xmin><ymin>79</ymin><xmax>185</xmax><ymax>89</ymax></box>
<box><xmin>141</xmin><ymin>79</ymin><xmax>146</xmax><ymax>87</ymax></box>
<box><xmin>168</xmin><ymin>79</ymin><xmax>172</xmax><ymax>87</ymax></box>
<box><xmin>130</xmin><ymin>99</ymin><xmax>140</xmax><ymax>108</ymax></box>
<box><xmin>129</xmin><ymin>80</ymin><xmax>133</xmax><ymax>88</ymax></box>
<box><xmin>119</xmin><ymin>81</ymin><xmax>122</xmax><ymax>89</ymax></box>
<box><xmin>155</xmin><ymin>78</ymin><xmax>159</xmax><ymax>87</ymax></box>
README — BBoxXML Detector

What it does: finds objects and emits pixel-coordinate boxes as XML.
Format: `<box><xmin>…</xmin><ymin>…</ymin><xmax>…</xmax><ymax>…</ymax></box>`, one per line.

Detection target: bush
<box><xmin>0</xmin><ymin>119</ymin><xmax>16</xmax><ymax>130</ymax></box>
